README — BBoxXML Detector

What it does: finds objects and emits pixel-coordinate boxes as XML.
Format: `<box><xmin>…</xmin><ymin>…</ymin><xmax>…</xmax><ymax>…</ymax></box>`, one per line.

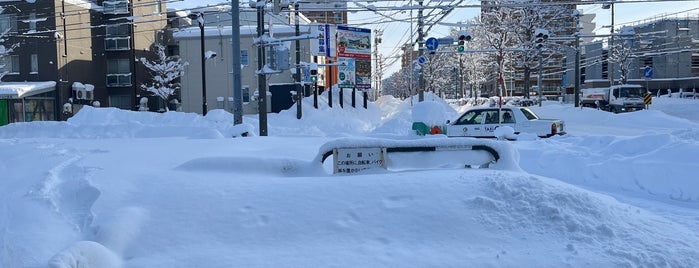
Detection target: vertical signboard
<box><xmin>336</xmin><ymin>26</ymin><xmax>371</xmax><ymax>90</ymax></box>
<box><xmin>311</xmin><ymin>24</ymin><xmax>336</xmax><ymax>57</ymax></box>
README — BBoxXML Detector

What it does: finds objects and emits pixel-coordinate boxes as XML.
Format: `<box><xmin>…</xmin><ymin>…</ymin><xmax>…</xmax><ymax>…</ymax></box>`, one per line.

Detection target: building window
<box><xmin>105</xmin><ymin>24</ymin><xmax>131</xmax><ymax>50</ymax></box>
<box><xmin>31</xmin><ymin>54</ymin><xmax>38</xmax><ymax>74</ymax></box>
<box><xmin>0</xmin><ymin>14</ymin><xmax>17</xmax><ymax>33</ymax></box>
<box><xmin>106</xmin><ymin>59</ymin><xmax>132</xmax><ymax>86</ymax></box>
<box><xmin>105</xmin><ymin>37</ymin><xmax>130</xmax><ymax>50</ymax></box>
<box><xmin>333</xmin><ymin>13</ymin><xmax>343</xmax><ymax>23</ymax></box>
<box><xmin>109</xmin><ymin>95</ymin><xmax>132</xmax><ymax>110</ymax></box>
<box><xmin>154</xmin><ymin>0</ymin><xmax>162</xmax><ymax>13</ymax></box>
<box><xmin>9</xmin><ymin>55</ymin><xmax>19</xmax><ymax>74</ymax></box>
<box><xmin>240</xmin><ymin>49</ymin><xmax>248</xmax><ymax>66</ymax></box>
<box><xmin>106</xmin><ymin>24</ymin><xmax>130</xmax><ymax>36</ymax></box>
<box><xmin>243</xmin><ymin>86</ymin><xmax>250</xmax><ymax>102</ymax></box>
<box><xmin>104</xmin><ymin>0</ymin><xmax>130</xmax><ymax>14</ymax></box>
<box><xmin>27</xmin><ymin>12</ymin><xmax>37</xmax><ymax>32</ymax></box>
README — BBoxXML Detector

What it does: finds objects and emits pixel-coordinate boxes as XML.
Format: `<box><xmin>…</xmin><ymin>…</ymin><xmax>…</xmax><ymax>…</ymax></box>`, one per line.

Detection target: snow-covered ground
<box><xmin>1</xmin><ymin>92</ymin><xmax>698</xmax><ymax>267</ymax></box>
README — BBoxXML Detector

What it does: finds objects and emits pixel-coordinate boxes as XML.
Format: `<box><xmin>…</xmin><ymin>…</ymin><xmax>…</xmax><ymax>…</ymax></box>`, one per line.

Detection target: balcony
<box><xmin>106</xmin><ymin>73</ymin><xmax>132</xmax><ymax>87</ymax></box>
<box><xmin>103</xmin><ymin>1</ymin><xmax>129</xmax><ymax>14</ymax></box>
<box><xmin>105</xmin><ymin>36</ymin><xmax>130</xmax><ymax>51</ymax></box>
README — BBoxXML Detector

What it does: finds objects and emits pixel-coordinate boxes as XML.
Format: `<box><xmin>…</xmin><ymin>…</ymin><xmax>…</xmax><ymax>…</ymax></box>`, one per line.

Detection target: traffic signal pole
<box><xmin>417</xmin><ymin>0</ymin><xmax>424</xmax><ymax>102</ymax></box>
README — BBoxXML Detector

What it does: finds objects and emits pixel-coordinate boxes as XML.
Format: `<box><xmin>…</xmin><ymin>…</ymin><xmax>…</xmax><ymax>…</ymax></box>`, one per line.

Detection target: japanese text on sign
<box><xmin>333</xmin><ymin>147</ymin><xmax>386</xmax><ymax>174</ymax></box>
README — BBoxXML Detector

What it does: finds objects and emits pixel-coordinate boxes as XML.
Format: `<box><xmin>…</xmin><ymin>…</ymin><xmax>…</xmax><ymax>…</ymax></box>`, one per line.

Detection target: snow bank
<box><xmin>0</xmin><ymin>107</ymin><xmax>253</xmax><ymax>139</ymax></box>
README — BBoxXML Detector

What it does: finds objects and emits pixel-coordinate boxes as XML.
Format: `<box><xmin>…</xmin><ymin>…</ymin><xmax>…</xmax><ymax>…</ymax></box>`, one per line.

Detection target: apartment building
<box><xmin>0</xmin><ymin>0</ymin><xmax>166</xmax><ymax>125</ymax></box>
<box><xmin>564</xmin><ymin>16</ymin><xmax>699</xmax><ymax>95</ymax></box>
<box><xmin>172</xmin><ymin>6</ymin><xmax>314</xmax><ymax>114</ymax></box>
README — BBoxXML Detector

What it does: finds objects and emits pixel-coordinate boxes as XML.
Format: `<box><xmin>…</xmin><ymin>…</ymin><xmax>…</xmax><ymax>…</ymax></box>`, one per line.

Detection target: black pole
<box><xmin>351</xmin><ymin>88</ymin><xmax>356</xmax><ymax>107</ymax></box>
<box><xmin>294</xmin><ymin>3</ymin><xmax>302</xmax><ymax>119</ymax></box>
<box><xmin>328</xmin><ymin>59</ymin><xmax>332</xmax><ymax>107</ymax></box>
<box><xmin>199</xmin><ymin>14</ymin><xmax>207</xmax><ymax>115</ymax></box>
<box><xmin>256</xmin><ymin>4</ymin><xmax>267</xmax><ymax>135</ymax></box>
<box><xmin>231</xmin><ymin>0</ymin><xmax>243</xmax><ymax>124</ymax></box>
<box><xmin>339</xmin><ymin>88</ymin><xmax>344</xmax><ymax>108</ymax></box>
<box><xmin>313</xmin><ymin>82</ymin><xmax>318</xmax><ymax>109</ymax></box>
<box><xmin>363</xmin><ymin>91</ymin><xmax>368</xmax><ymax>109</ymax></box>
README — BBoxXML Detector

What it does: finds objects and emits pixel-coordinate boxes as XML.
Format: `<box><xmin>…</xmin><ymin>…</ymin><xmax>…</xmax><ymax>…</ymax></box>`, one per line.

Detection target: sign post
<box><xmin>644</xmin><ymin>66</ymin><xmax>653</xmax><ymax>109</ymax></box>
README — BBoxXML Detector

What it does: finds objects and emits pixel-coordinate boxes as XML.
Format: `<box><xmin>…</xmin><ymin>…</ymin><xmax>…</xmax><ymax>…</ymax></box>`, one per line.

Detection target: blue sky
<box><xmin>168</xmin><ymin>0</ymin><xmax>699</xmax><ymax>76</ymax></box>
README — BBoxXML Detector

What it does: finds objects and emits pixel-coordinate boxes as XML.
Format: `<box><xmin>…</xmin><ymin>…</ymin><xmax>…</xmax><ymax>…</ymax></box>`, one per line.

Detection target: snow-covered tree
<box><xmin>383</xmin><ymin>62</ymin><xmax>420</xmax><ymax>99</ymax></box>
<box><xmin>476</xmin><ymin>0</ymin><xmax>573</xmax><ymax>98</ymax></box>
<box><xmin>608</xmin><ymin>26</ymin><xmax>636</xmax><ymax>85</ymax></box>
<box><xmin>0</xmin><ymin>29</ymin><xmax>19</xmax><ymax>81</ymax></box>
<box><xmin>139</xmin><ymin>44</ymin><xmax>188</xmax><ymax>111</ymax></box>
<box><xmin>421</xmin><ymin>51</ymin><xmax>458</xmax><ymax>98</ymax></box>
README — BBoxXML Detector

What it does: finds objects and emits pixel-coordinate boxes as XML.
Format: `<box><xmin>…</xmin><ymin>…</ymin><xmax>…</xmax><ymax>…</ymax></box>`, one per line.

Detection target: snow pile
<box><xmin>1</xmin><ymin>95</ymin><xmax>698</xmax><ymax>267</ymax></box>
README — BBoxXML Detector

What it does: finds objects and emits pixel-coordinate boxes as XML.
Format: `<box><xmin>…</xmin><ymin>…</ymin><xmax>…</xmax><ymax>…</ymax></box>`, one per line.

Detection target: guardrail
<box><xmin>315</xmin><ymin>138</ymin><xmax>511</xmax><ymax>174</ymax></box>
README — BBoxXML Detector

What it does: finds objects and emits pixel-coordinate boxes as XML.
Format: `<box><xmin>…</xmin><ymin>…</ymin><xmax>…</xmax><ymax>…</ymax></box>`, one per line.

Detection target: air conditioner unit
<box><xmin>84</xmin><ymin>84</ymin><xmax>95</xmax><ymax>100</ymax></box>
<box><xmin>72</xmin><ymin>82</ymin><xmax>86</xmax><ymax>100</ymax></box>
<box><xmin>75</xmin><ymin>88</ymin><xmax>86</xmax><ymax>100</ymax></box>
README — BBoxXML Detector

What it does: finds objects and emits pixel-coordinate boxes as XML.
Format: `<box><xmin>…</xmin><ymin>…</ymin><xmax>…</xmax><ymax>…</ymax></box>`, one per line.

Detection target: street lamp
<box><xmin>191</xmin><ymin>12</ymin><xmax>208</xmax><ymax>115</ymax></box>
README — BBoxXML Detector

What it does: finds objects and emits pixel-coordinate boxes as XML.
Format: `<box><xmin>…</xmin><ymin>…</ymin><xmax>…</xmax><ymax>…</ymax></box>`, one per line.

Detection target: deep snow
<box><xmin>1</xmin><ymin>92</ymin><xmax>698</xmax><ymax>267</ymax></box>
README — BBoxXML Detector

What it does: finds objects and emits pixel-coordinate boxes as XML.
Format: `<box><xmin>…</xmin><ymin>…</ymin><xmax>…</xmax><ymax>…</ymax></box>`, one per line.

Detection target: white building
<box><xmin>173</xmin><ymin>11</ymin><xmax>314</xmax><ymax>115</ymax></box>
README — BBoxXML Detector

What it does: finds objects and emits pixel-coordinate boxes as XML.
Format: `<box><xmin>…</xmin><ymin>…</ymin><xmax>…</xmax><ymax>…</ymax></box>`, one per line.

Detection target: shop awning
<box><xmin>0</xmin><ymin>81</ymin><xmax>57</xmax><ymax>99</ymax></box>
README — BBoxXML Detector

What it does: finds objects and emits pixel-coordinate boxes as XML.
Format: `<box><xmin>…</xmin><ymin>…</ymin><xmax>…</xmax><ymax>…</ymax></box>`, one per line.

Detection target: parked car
<box><xmin>442</xmin><ymin>107</ymin><xmax>565</xmax><ymax>138</ymax></box>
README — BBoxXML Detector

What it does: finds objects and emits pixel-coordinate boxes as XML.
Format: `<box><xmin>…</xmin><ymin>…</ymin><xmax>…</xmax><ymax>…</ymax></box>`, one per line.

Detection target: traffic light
<box><xmin>457</xmin><ymin>31</ymin><xmax>471</xmax><ymax>52</ymax></box>
<box><xmin>309</xmin><ymin>63</ymin><xmax>318</xmax><ymax>83</ymax></box>
<box><xmin>534</xmin><ymin>28</ymin><xmax>549</xmax><ymax>49</ymax></box>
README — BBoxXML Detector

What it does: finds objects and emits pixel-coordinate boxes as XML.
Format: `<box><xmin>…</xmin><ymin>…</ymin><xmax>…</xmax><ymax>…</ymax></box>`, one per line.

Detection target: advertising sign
<box><xmin>336</xmin><ymin>26</ymin><xmax>371</xmax><ymax>59</ymax></box>
<box><xmin>335</xmin><ymin>26</ymin><xmax>372</xmax><ymax>89</ymax></box>
<box><xmin>337</xmin><ymin>58</ymin><xmax>355</xmax><ymax>89</ymax></box>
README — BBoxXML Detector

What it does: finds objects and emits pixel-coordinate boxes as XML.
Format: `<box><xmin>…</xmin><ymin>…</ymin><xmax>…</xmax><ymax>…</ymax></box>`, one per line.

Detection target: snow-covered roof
<box><xmin>0</xmin><ymin>81</ymin><xmax>57</xmax><ymax>99</ymax></box>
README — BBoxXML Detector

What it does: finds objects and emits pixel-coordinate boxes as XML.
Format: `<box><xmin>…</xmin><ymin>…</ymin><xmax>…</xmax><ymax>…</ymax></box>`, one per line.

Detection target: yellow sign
<box><xmin>644</xmin><ymin>93</ymin><xmax>652</xmax><ymax>105</ymax></box>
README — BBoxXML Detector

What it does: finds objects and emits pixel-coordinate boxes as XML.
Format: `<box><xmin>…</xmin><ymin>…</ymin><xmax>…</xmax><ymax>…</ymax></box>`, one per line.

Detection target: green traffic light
<box><xmin>458</xmin><ymin>46</ymin><xmax>464</xmax><ymax>52</ymax></box>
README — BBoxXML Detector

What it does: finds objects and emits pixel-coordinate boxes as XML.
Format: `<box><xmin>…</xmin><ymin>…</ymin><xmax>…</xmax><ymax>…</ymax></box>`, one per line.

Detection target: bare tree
<box><xmin>139</xmin><ymin>44</ymin><xmax>189</xmax><ymax>111</ymax></box>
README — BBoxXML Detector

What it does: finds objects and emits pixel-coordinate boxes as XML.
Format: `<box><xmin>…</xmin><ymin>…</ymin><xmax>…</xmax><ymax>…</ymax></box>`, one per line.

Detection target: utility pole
<box><xmin>232</xmin><ymin>0</ymin><xmax>243</xmax><ymax>124</ymax></box>
<box><xmin>604</xmin><ymin>1</ymin><xmax>615</xmax><ymax>87</ymax></box>
<box><xmin>374</xmin><ymin>29</ymin><xmax>383</xmax><ymax>101</ymax></box>
<box><xmin>574</xmin><ymin>10</ymin><xmax>581</xmax><ymax>107</ymax></box>
<box><xmin>294</xmin><ymin>2</ymin><xmax>302</xmax><ymax>119</ymax></box>
<box><xmin>256</xmin><ymin>1</ymin><xmax>268</xmax><ymax>136</ymax></box>
<box><xmin>417</xmin><ymin>0</ymin><xmax>424</xmax><ymax>102</ymax></box>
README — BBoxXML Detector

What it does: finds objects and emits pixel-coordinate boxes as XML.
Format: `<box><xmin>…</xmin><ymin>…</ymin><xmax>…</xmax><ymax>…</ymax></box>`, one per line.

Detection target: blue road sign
<box><xmin>425</xmin><ymin>37</ymin><xmax>439</xmax><ymax>51</ymax></box>
<box><xmin>644</xmin><ymin>66</ymin><xmax>653</xmax><ymax>78</ymax></box>
<box><xmin>418</xmin><ymin>56</ymin><xmax>427</xmax><ymax>65</ymax></box>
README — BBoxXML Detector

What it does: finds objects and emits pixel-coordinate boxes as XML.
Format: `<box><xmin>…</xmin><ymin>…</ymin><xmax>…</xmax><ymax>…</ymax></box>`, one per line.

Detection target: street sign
<box><xmin>436</xmin><ymin>37</ymin><xmax>454</xmax><ymax>46</ymax></box>
<box><xmin>425</xmin><ymin>37</ymin><xmax>439</xmax><ymax>51</ymax></box>
<box><xmin>333</xmin><ymin>147</ymin><xmax>386</xmax><ymax>174</ymax></box>
<box><xmin>644</xmin><ymin>66</ymin><xmax>653</xmax><ymax>78</ymax></box>
<box><xmin>418</xmin><ymin>56</ymin><xmax>427</xmax><ymax>65</ymax></box>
